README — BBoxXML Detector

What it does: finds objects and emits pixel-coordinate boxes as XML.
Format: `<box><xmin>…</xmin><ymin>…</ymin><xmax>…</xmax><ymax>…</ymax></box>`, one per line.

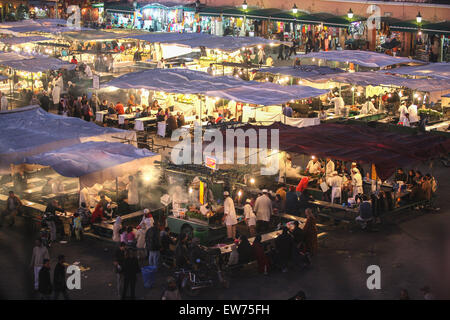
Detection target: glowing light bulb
<box><xmin>250</xmin><ymin>178</ymin><xmax>255</xmax><ymax>184</ymax></box>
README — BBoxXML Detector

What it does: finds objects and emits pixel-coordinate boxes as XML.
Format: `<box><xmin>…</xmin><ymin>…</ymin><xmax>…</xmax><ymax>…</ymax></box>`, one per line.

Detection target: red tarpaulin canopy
<box><xmin>221</xmin><ymin>122</ymin><xmax>450</xmax><ymax>180</ymax></box>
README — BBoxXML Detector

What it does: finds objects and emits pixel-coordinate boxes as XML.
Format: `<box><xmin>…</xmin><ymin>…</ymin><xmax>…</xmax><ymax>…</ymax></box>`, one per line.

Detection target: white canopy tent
<box><xmin>296</xmin><ymin>50</ymin><xmax>423</xmax><ymax>69</ymax></box>
<box><xmin>0</xmin><ymin>106</ymin><xmax>136</xmax><ymax>173</ymax></box>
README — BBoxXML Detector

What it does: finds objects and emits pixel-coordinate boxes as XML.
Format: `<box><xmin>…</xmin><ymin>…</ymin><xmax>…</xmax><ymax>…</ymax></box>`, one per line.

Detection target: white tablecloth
<box><xmin>134</xmin><ymin>116</ymin><xmax>157</xmax><ymax>131</ymax></box>
<box><xmin>95</xmin><ymin>110</ymin><xmax>108</xmax><ymax>122</ymax></box>
<box><xmin>157</xmin><ymin>121</ymin><xmax>166</xmax><ymax>137</ymax></box>
<box><xmin>118</xmin><ymin>114</ymin><xmax>136</xmax><ymax>125</ymax></box>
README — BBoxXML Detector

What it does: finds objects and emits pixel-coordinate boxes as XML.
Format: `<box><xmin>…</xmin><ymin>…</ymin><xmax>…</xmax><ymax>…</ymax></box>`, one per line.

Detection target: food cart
<box><xmin>155</xmin><ymin>160</ymin><xmax>258</xmax><ymax>244</ymax></box>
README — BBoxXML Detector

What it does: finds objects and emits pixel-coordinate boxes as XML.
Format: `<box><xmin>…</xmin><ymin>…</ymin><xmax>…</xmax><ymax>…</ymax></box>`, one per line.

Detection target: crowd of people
<box><xmin>30</xmin><ymin>239</ymin><xmax>69</xmax><ymax>300</ymax></box>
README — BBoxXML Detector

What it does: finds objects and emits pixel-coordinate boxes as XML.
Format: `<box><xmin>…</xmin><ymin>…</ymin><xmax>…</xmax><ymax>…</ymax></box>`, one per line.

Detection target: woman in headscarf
<box><xmin>113</xmin><ymin>216</ymin><xmax>122</xmax><ymax>242</ymax></box>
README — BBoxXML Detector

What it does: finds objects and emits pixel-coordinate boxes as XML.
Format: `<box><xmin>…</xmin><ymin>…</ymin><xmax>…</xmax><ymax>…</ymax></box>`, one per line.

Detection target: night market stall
<box><xmin>0</xmin><ymin>53</ymin><xmax>76</xmax><ymax>106</ymax></box>
<box><xmin>218</xmin><ymin>121</ymin><xmax>450</xmax><ymax>220</ymax></box>
<box><xmin>99</xmin><ymin>68</ymin><xmax>327</xmax><ymax>133</ymax></box>
<box><xmin>296</xmin><ymin>50</ymin><xmax>424</xmax><ymax>71</ymax></box>
<box><xmin>1</xmin><ymin>141</ymin><xmax>160</xmax><ymax>238</ymax></box>
<box><xmin>127</xmin><ymin>32</ymin><xmax>286</xmax><ymax>73</ymax></box>
<box><xmin>0</xmin><ymin>105</ymin><xmax>136</xmax><ymax>173</ymax></box>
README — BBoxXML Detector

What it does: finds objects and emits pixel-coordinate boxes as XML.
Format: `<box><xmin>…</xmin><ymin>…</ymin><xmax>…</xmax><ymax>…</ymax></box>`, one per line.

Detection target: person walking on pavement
<box><xmin>44</xmin><ymin>199</ymin><xmax>65</xmax><ymax>244</ymax></box>
<box><xmin>53</xmin><ymin>255</ymin><xmax>69</xmax><ymax>300</ymax></box>
<box><xmin>30</xmin><ymin>239</ymin><xmax>50</xmax><ymax>291</ymax></box>
<box><xmin>122</xmin><ymin>248</ymin><xmax>140</xmax><ymax>300</ymax></box>
<box><xmin>38</xmin><ymin>259</ymin><xmax>52</xmax><ymax>300</ymax></box>
<box><xmin>145</xmin><ymin>221</ymin><xmax>161</xmax><ymax>269</ymax></box>
<box><xmin>113</xmin><ymin>242</ymin><xmax>126</xmax><ymax>298</ymax></box>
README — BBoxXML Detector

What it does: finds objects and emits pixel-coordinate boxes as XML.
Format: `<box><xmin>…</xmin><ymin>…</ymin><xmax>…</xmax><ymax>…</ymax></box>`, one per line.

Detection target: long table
<box><xmin>309</xmin><ymin>199</ymin><xmax>359</xmax><ymax>214</ymax></box>
<box><xmin>134</xmin><ymin>116</ymin><xmax>157</xmax><ymax>131</ymax></box>
<box><xmin>426</xmin><ymin>120</ymin><xmax>450</xmax><ymax>132</ymax></box>
<box><xmin>118</xmin><ymin>114</ymin><xmax>136</xmax><ymax>125</ymax></box>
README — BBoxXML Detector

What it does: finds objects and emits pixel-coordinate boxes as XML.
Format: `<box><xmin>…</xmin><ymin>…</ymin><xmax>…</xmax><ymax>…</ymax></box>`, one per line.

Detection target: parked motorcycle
<box><xmin>174</xmin><ymin>247</ymin><xmax>229</xmax><ymax>296</ymax></box>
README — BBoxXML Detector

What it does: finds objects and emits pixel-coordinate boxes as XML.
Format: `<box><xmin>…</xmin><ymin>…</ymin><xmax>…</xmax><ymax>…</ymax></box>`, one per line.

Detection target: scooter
<box><xmin>174</xmin><ymin>248</ymin><xmax>229</xmax><ymax>296</ymax></box>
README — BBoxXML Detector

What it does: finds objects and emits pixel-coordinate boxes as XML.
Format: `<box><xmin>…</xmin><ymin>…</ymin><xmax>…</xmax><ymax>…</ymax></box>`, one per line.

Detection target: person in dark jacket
<box><xmin>176</xmin><ymin>112</ymin><xmax>185</xmax><ymax>127</ymax></box>
<box><xmin>73</xmin><ymin>97</ymin><xmax>82</xmax><ymax>118</ymax></box>
<box><xmin>166</xmin><ymin>112</ymin><xmax>178</xmax><ymax>137</ymax></box>
<box><xmin>99</xmin><ymin>99</ymin><xmax>108</xmax><ymax>111</ymax></box>
<box><xmin>145</xmin><ymin>222</ymin><xmax>161</xmax><ymax>268</ymax></box>
<box><xmin>285</xmin><ymin>186</ymin><xmax>299</xmax><ymax>215</ymax></box>
<box><xmin>289</xmin><ymin>221</ymin><xmax>308</xmax><ymax>266</ymax></box>
<box><xmin>160</xmin><ymin>227</ymin><xmax>174</xmax><ymax>256</ymax></box>
<box><xmin>394</xmin><ymin>168</ymin><xmax>407</xmax><ymax>182</ymax></box>
<box><xmin>275</xmin><ymin>227</ymin><xmax>293</xmax><ymax>272</ymax></box>
<box><xmin>45</xmin><ymin>199</ymin><xmax>65</xmax><ymax>243</ymax></box>
<box><xmin>290</xmin><ymin>221</ymin><xmax>305</xmax><ymax>248</ymax></box>
<box><xmin>89</xmin><ymin>93</ymin><xmax>100</xmax><ymax>115</ymax></box>
<box><xmin>406</xmin><ymin>169</ymin><xmax>416</xmax><ymax>187</ymax></box>
<box><xmin>38</xmin><ymin>259</ymin><xmax>52</xmax><ymax>300</ymax></box>
<box><xmin>237</xmin><ymin>235</ymin><xmax>254</xmax><ymax>264</ymax></box>
<box><xmin>189</xmin><ymin>237</ymin><xmax>207</xmax><ymax>270</ymax></box>
<box><xmin>121</xmin><ymin>249</ymin><xmax>140</xmax><ymax>300</ymax></box>
<box><xmin>53</xmin><ymin>255</ymin><xmax>69</xmax><ymax>300</ymax></box>
<box><xmin>113</xmin><ymin>242</ymin><xmax>126</xmax><ymax>298</ymax></box>
<box><xmin>175</xmin><ymin>233</ymin><xmax>190</xmax><ymax>269</ymax></box>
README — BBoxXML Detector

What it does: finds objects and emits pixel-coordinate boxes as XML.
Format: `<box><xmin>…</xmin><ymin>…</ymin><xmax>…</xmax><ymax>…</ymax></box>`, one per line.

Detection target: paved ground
<box><xmin>0</xmin><ymin>159</ymin><xmax>448</xmax><ymax>300</ymax></box>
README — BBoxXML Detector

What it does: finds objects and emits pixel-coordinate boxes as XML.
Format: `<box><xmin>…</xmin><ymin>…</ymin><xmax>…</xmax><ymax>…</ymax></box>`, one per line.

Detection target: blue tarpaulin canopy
<box><xmin>103</xmin><ymin>68</ymin><xmax>255</xmax><ymax>93</ymax></box>
<box><xmin>296</xmin><ymin>50</ymin><xmax>422</xmax><ymax>68</ymax></box>
<box><xmin>380</xmin><ymin>62</ymin><xmax>450</xmax><ymax>80</ymax></box>
<box><xmin>0</xmin><ymin>19</ymin><xmax>68</xmax><ymax>29</ymax></box>
<box><xmin>311</xmin><ymin>71</ymin><xmax>450</xmax><ymax>93</ymax></box>
<box><xmin>0</xmin><ymin>106</ymin><xmax>136</xmax><ymax>173</ymax></box>
<box><xmin>0</xmin><ymin>18</ymin><xmax>92</xmax><ymax>35</ymax></box>
<box><xmin>0</xmin><ymin>52</ymin><xmax>32</xmax><ymax>63</ymax></box>
<box><xmin>128</xmin><ymin>32</ymin><xmax>282</xmax><ymax>52</ymax></box>
<box><xmin>205</xmin><ymin>82</ymin><xmax>327</xmax><ymax>105</ymax></box>
<box><xmin>258</xmin><ymin>65</ymin><xmax>344</xmax><ymax>80</ymax></box>
<box><xmin>23</xmin><ymin>141</ymin><xmax>160</xmax><ymax>187</ymax></box>
<box><xmin>103</xmin><ymin>68</ymin><xmax>327</xmax><ymax>105</ymax></box>
<box><xmin>0</xmin><ymin>56</ymin><xmax>75</xmax><ymax>72</ymax></box>
<box><xmin>0</xmin><ymin>36</ymin><xmax>52</xmax><ymax>45</ymax></box>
